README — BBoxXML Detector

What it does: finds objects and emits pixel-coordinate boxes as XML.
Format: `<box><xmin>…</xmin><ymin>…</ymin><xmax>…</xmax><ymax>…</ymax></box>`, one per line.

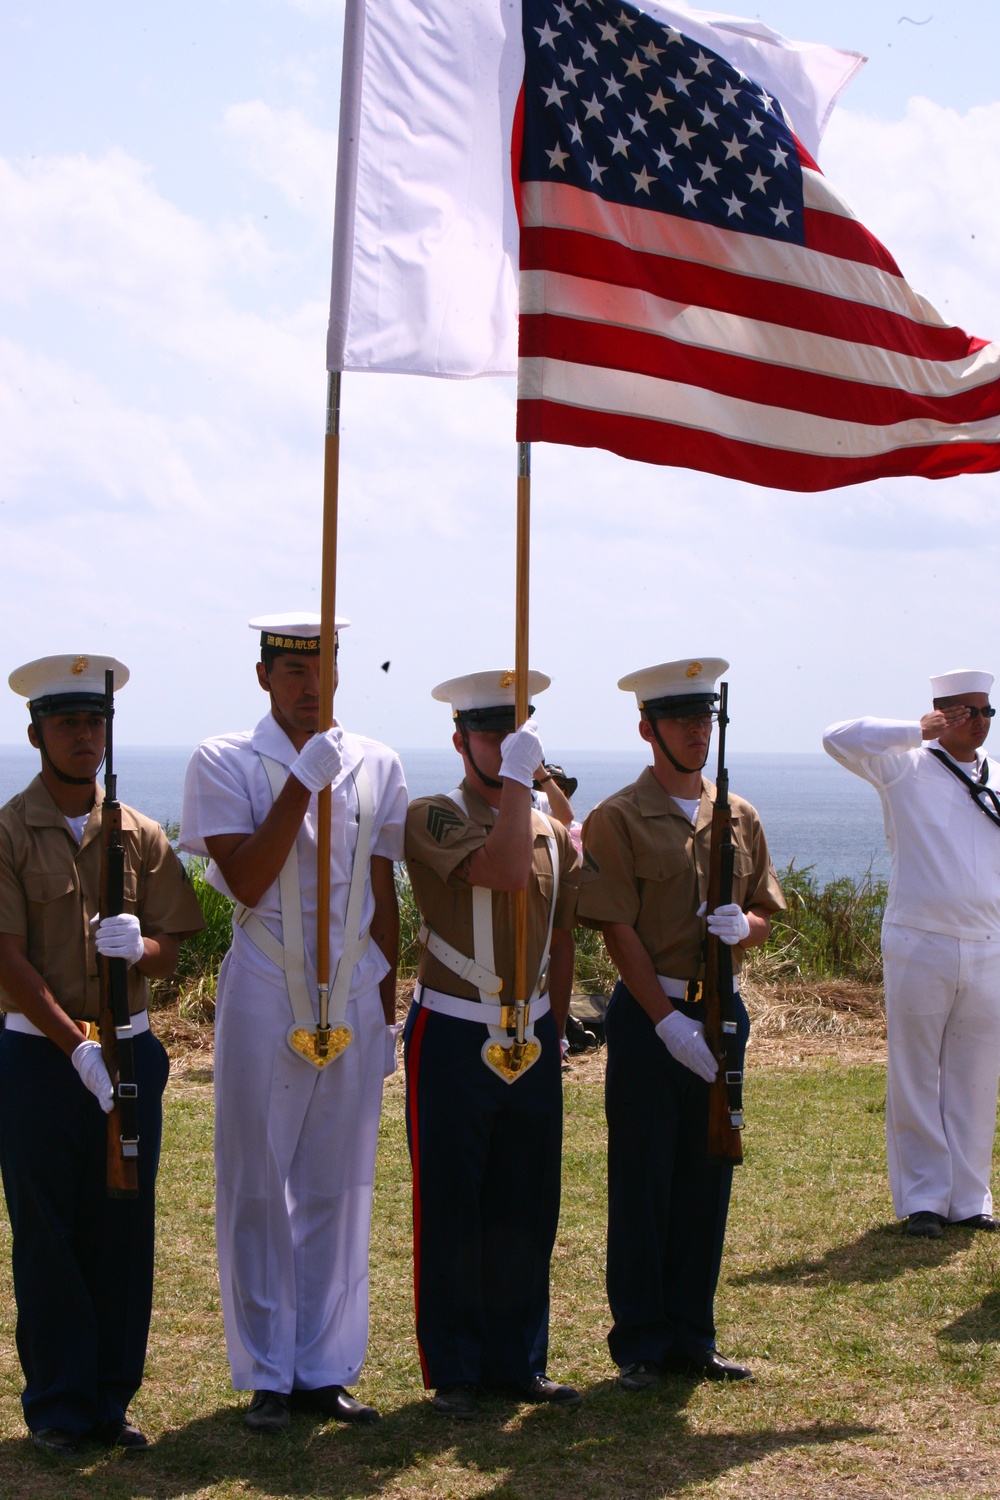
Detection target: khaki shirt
<box><xmin>577</xmin><ymin>766</ymin><xmax>784</xmax><ymax>979</ymax></box>
<box><xmin>405</xmin><ymin>779</ymin><xmax>581</xmax><ymax>1002</ymax></box>
<box><xmin>0</xmin><ymin>776</ymin><xmax>204</xmax><ymax>1020</ymax></box>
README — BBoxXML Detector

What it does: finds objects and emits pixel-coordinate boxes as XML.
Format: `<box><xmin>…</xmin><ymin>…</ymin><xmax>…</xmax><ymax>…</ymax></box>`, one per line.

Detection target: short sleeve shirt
<box><xmin>577</xmin><ymin>766</ymin><xmax>784</xmax><ymax>978</ymax></box>
<box><xmin>405</xmin><ymin>779</ymin><xmax>581</xmax><ymax>1002</ymax></box>
<box><xmin>0</xmin><ymin>776</ymin><xmax>205</xmax><ymax>1019</ymax></box>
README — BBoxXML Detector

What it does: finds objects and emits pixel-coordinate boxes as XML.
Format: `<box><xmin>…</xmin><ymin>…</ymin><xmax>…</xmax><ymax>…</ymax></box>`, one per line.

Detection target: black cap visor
<box><xmin>455</xmin><ymin>703</ymin><xmax>536</xmax><ymax>733</ymax></box>
<box><xmin>642</xmin><ymin>692</ymin><xmax>719</xmax><ymax>720</ymax></box>
<box><xmin>29</xmin><ymin>692</ymin><xmax>107</xmax><ymax>718</ymax></box>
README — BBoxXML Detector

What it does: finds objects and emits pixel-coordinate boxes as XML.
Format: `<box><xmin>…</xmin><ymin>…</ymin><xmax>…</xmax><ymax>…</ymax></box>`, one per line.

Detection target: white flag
<box><xmin>327</xmin><ymin>0</ymin><xmax>861</xmax><ymax>379</ymax></box>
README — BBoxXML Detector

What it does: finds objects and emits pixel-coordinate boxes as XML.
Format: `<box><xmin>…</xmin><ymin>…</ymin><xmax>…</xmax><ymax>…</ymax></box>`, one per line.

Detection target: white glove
<box><xmin>655</xmin><ymin>1010</ymin><xmax>718</xmax><ymax>1082</ymax></box>
<box><xmin>290</xmin><ymin>727</ymin><xmax>343</xmax><ymax>793</ymax></box>
<box><xmin>384</xmin><ymin>1022</ymin><xmax>404</xmax><ymax>1078</ymax></box>
<box><xmin>91</xmin><ymin>912</ymin><xmax>145</xmax><ymax>967</ymax></box>
<box><xmin>71</xmin><ymin>1040</ymin><xmax>115</xmax><ymax>1114</ymax></box>
<box><xmin>499</xmin><ymin>722</ymin><xmax>545</xmax><ymax>788</ymax></box>
<box><xmin>705</xmin><ymin>902</ymin><xmax>751</xmax><ymax>946</ymax></box>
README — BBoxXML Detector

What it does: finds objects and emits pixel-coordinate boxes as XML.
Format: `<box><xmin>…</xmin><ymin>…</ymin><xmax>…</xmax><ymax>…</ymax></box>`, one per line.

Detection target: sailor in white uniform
<box><xmin>179</xmin><ymin>614</ymin><xmax>407</xmax><ymax>1429</ymax></box>
<box><xmin>824</xmin><ymin>668</ymin><xmax>1000</xmax><ymax>1238</ymax></box>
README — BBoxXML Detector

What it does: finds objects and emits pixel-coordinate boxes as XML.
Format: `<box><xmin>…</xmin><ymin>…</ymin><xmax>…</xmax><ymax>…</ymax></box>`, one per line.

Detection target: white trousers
<box><xmin>882</xmin><ymin>922</ymin><xmax>1000</xmax><ymax>1221</ymax></box>
<box><xmin>214</xmin><ymin>951</ymin><xmax>386</xmax><ymax>1392</ymax></box>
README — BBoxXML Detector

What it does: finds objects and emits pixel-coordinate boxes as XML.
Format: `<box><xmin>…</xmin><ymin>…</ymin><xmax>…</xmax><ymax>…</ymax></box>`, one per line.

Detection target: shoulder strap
<box><xmin>927</xmin><ymin>747</ymin><xmax>1000</xmax><ymax>831</ymax></box>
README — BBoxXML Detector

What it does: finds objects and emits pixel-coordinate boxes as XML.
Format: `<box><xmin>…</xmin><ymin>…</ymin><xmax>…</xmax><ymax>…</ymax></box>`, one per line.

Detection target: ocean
<box><xmin>0</xmin><ymin>744</ymin><xmax>888</xmax><ymax>888</ymax></box>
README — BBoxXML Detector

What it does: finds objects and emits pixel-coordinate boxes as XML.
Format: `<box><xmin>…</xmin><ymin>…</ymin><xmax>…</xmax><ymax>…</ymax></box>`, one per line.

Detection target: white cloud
<box><xmin>222</xmin><ymin>101</ymin><xmax>338</xmax><ymax>223</ymax></box>
<box><xmin>3</xmin><ymin>88</ymin><xmax>1000</xmax><ymax>752</ymax></box>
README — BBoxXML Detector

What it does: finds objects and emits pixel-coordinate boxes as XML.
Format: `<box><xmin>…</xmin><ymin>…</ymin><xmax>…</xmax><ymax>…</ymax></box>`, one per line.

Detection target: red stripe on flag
<box><xmin>516</xmin><ymin>398</ymin><xmax>1000</xmax><ymax>491</ymax></box>
<box><xmin>803</xmin><ymin>208</ymin><xmax>903</xmax><ymax>278</ymax></box>
<box><xmin>518</xmin><ymin>313</ymin><xmax>1000</xmax><ymax>426</ymax></box>
<box><xmin>520</xmin><ymin>226</ymin><xmax>981</xmax><ymax>363</ymax></box>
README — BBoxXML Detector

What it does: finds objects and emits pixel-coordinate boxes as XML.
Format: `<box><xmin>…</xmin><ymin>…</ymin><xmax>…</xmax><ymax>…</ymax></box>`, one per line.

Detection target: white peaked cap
<box><xmin>930</xmin><ymin>668</ymin><xmax>994</xmax><ymax>698</ymax></box>
<box><xmin>9</xmin><ymin>653</ymin><xmax>129</xmax><ymax>705</ymax></box>
<box><xmin>432</xmin><ymin>669</ymin><xmax>551</xmax><ymax>712</ymax></box>
<box><xmin>249</xmin><ymin>612</ymin><xmax>350</xmax><ymax>638</ymax></box>
<box><xmin>618</xmin><ymin>657</ymin><xmax>729</xmax><ymax>709</ymax></box>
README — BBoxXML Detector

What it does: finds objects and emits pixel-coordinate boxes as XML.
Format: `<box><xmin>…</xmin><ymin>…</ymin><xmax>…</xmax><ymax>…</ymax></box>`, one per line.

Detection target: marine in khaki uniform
<box><xmin>0</xmin><ymin>654</ymin><xmax>204</xmax><ymax>1459</ymax></box>
<box><xmin>403</xmin><ymin>670</ymin><xmax>581</xmax><ymax>1419</ymax></box>
<box><xmin>577</xmin><ymin>658</ymin><xmax>784</xmax><ymax>1390</ymax></box>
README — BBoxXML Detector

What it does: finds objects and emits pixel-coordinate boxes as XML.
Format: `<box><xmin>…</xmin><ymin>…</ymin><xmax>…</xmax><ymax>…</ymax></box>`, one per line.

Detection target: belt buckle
<box><xmin>76</xmin><ymin>1019</ymin><xmax>100</xmax><ymax>1043</ymax></box>
<box><xmin>687</xmin><ymin>980</ymin><xmax>703</xmax><ymax>1004</ymax></box>
<box><xmin>499</xmin><ymin>1003</ymin><xmax>529</xmax><ymax>1030</ymax></box>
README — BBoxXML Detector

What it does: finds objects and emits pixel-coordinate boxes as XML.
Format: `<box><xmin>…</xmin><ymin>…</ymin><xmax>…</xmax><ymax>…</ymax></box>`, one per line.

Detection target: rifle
<box><xmin>703</xmin><ymin>682</ymin><xmax>744</xmax><ymax>1166</ymax></box>
<box><xmin>98</xmin><ymin>668</ymin><xmax>140</xmax><ymax>1198</ymax></box>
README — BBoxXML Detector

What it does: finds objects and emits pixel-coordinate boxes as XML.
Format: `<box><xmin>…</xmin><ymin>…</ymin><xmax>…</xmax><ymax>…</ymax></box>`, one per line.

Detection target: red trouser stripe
<box><xmin>407</xmin><ymin>1004</ymin><xmax>432</xmax><ymax>1388</ymax></box>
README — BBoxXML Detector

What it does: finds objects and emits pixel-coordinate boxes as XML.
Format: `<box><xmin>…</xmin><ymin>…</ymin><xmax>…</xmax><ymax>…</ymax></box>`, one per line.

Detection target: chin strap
<box><xmin>31</xmin><ymin>710</ymin><xmax>104</xmax><ymax>787</ymax></box>
<box><xmin>459</xmin><ymin>725</ymin><xmax>504</xmax><ymax>790</ymax></box>
<box><xmin>647</xmin><ymin>716</ymin><xmax>708</xmax><ymax>777</ymax></box>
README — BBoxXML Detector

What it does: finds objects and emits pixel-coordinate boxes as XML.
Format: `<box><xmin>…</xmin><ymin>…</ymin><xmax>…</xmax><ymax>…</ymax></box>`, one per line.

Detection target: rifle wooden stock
<box><xmin>98</xmin><ymin>670</ymin><xmax>139</xmax><ymax>1198</ymax></box>
<box><xmin>704</xmin><ymin>684</ymin><xmax>743</xmax><ymax>1165</ymax></box>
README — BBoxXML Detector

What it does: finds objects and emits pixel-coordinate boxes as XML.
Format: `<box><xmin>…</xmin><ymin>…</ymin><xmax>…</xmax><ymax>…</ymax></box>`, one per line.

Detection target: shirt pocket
<box><xmin>23</xmin><ymin>869</ymin><xmax>79</xmax><ymax>952</ymax></box>
<box><xmin>634</xmin><ymin>846</ymin><xmax>693</xmax><ymax>892</ymax></box>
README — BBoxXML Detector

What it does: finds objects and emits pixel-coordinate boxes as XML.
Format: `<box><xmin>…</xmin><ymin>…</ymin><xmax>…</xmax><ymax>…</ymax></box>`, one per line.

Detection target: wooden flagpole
<box><xmin>513</xmin><ymin>439</ymin><xmax>531</xmax><ymax>1046</ymax></box>
<box><xmin>315</xmin><ymin>370</ymin><xmax>341</xmax><ymax>1052</ymax></box>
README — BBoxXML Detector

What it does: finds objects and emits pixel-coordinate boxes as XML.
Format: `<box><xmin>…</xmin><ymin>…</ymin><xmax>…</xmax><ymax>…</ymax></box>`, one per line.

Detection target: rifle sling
<box><xmin>927</xmin><ymin>748</ymin><xmax>1000</xmax><ymax>831</ymax></box>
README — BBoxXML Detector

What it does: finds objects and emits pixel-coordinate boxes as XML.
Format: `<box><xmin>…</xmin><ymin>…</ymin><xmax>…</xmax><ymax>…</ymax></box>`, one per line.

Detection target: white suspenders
<box><xmin>417</xmin><ymin>787</ymin><xmax>561</xmax><ymax>1082</ymax></box>
<box><xmin>234</xmin><ymin>753</ymin><xmax>374</xmax><ymax>1068</ymax></box>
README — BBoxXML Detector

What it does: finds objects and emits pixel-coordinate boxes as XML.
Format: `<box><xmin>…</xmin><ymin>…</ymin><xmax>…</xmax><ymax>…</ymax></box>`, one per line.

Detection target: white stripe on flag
<box><xmin>518</xmin><ymin>271</ymin><xmax>1000</xmax><ymax>396</ymax></box>
<box><xmin>518</xmin><ymin>357</ymin><xmax>1000</xmax><ymax>457</ymax></box>
<box><xmin>519</xmin><ymin>181</ymin><xmax>951</xmax><ymax>329</ymax></box>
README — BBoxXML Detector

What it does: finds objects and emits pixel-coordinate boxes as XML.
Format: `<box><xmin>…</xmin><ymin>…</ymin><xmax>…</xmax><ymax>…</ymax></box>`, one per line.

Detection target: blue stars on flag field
<box><xmin>520</xmin><ymin>0</ymin><xmax>806</xmax><ymax>245</ymax></box>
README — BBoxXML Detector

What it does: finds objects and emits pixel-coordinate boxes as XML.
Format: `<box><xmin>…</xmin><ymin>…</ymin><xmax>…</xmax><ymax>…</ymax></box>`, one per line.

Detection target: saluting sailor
<box><xmin>179</xmin><ymin>614</ymin><xmax>407</xmax><ymax>1431</ymax></box>
<box><xmin>577</xmin><ymin>659</ymin><xmax>783</xmax><ymax>1390</ymax></box>
<box><xmin>825</xmin><ymin>668</ymin><xmax>1000</xmax><ymax>1238</ymax></box>
<box><xmin>403</xmin><ymin>670</ymin><xmax>582</xmax><ymax>1419</ymax></box>
<box><xmin>0</xmin><ymin>654</ymin><xmax>203</xmax><ymax>1458</ymax></box>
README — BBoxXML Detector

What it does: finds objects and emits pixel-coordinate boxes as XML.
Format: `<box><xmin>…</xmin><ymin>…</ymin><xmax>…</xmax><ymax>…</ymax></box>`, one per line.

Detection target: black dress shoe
<box><xmin>952</xmin><ymin>1214</ymin><xmax>999</xmax><ymax>1231</ymax></box>
<box><xmin>291</xmin><ymin>1385</ymin><xmax>380</xmax><ymax>1423</ymax></box>
<box><xmin>91</xmin><ymin>1419</ymin><xmax>151</xmax><ymax>1451</ymax></box>
<box><xmin>906</xmin><ymin>1211</ymin><xmax>945</xmax><ymax>1239</ymax></box>
<box><xmin>32</xmin><ymin>1428</ymin><xmax>86</xmax><ymax>1460</ymax></box>
<box><xmin>519</xmin><ymin>1373</ymin><xmax>583</xmax><ymax>1409</ymax></box>
<box><xmin>431</xmin><ymin>1383</ymin><xmax>479</xmax><ymax>1419</ymax></box>
<box><xmin>616</xmin><ymin>1360</ymin><xmax>662</xmax><ymax>1391</ymax></box>
<box><xmin>244</xmin><ymin>1390</ymin><xmax>291</xmax><ymax>1433</ymax></box>
<box><xmin>663</xmin><ymin>1348</ymin><xmax>754</xmax><ymax>1382</ymax></box>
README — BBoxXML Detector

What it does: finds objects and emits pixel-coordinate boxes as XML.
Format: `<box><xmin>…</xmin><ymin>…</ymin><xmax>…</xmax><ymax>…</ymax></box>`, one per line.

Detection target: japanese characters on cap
<box><xmin>249</xmin><ymin>612</ymin><xmax>351</xmax><ymax>654</ymax></box>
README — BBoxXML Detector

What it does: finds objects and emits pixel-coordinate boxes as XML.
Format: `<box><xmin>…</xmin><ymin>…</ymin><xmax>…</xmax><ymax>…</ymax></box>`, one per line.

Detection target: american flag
<box><xmin>515</xmin><ymin>0</ymin><xmax>1000</xmax><ymax>491</ymax></box>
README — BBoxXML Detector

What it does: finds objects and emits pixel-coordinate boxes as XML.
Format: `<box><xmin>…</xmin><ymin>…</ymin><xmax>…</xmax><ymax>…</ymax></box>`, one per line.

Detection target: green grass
<box><xmin>2</xmin><ymin>1059</ymin><xmax>1000</xmax><ymax>1497</ymax></box>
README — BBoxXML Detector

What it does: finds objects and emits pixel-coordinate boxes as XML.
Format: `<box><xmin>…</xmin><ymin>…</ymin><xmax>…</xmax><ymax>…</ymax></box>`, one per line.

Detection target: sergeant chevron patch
<box><xmin>427</xmin><ymin>803</ymin><xmax>465</xmax><ymax>844</ymax></box>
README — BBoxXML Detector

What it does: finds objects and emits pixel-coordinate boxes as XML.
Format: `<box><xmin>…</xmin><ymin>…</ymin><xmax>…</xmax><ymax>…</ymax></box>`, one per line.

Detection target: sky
<box><xmin>1</xmin><ymin>0</ymin><xmax>999</xmax><ymax>756</ymax></box>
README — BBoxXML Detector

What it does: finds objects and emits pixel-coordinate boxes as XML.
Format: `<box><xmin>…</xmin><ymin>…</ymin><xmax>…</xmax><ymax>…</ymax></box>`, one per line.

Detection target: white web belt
<box><xmin>233</xmin><ymin>753</ymin><xmax>373</xmax><ymax>1057</ymax></box>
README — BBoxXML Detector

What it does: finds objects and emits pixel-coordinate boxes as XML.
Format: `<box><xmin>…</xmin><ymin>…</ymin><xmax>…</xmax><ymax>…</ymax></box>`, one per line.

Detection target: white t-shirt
<box><xmin>64</xmin><ymin>813</ymin><xmax>90</xmax><ymax>843</ymax></box>
<box><xmin>823</xmin><ymin>717</ymin><xmax>1000</xmax><ymax>940</ymax></box>
<box><xmin>670</xmin><ymin>796</ymin><xmax>701</xmax><ymax>824</ymax></box>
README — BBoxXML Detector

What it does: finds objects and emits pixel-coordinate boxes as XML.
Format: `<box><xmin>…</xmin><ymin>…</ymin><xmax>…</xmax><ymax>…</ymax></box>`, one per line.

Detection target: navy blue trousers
<box><xmin>605</xmin><ymin>981</ymin><xmax>749</xmax><ymax>1368</ymax></box>
<box><xmin>0</xmin><ymin>1027</ymin><xmax>169</xmax><ymax>1434</ymax></box>
<box><xmin>404</xmin><ymin>1001</ymin><xmax>562</xmax><ymax>1389</ymax></box>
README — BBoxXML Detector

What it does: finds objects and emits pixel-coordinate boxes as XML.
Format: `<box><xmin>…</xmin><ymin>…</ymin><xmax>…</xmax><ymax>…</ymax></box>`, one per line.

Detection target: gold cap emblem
<box><xmin>71</xmin><ymin>656</ymin><xmax>90</xmax><ymax>676</ymax></box>
<box><xmin>499</xmin><ymin>670</ymin><xmax>516</xmax><ymax>688</ymax></box>
<box><xmin>686</xmin><ymin>662</ymin><xmax>702</xmax><ymax>679</ymax></box>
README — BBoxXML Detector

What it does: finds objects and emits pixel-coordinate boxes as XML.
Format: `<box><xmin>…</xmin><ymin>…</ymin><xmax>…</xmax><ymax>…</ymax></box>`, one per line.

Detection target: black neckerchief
<box><xmin>927</xmin><ymin>747</ymin><xmax>1000</xmax><ymax>831</ymax></box>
